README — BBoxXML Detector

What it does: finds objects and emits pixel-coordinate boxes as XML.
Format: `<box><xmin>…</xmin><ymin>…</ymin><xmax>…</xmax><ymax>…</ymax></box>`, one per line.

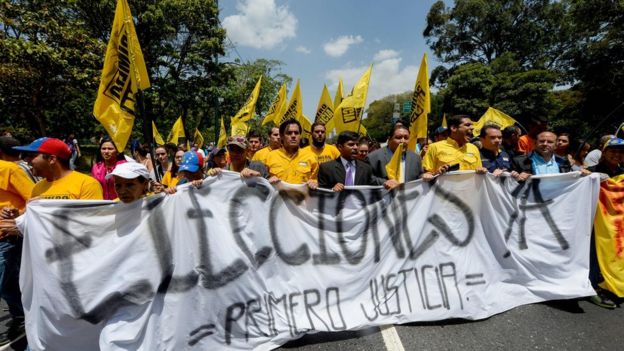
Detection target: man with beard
<box><xmin>302</xmin><ymin>122</ymin><xmax>340</xmax><ymax>165</ymax></box>
<box><xmin>252</xmin><ymin>127</ymin><xmax>281</xmax><ymax>165</ymax></box>
<box><xmin>422</xmin><ymin>115</ymin><xmax>487</xmax><ymax>181</ymax></box>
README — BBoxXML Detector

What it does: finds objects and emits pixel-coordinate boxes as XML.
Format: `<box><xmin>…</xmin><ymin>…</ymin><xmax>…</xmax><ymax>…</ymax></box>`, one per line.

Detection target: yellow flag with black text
<box><xmin>314</xmin><ymin>84</ymin><xmax>334</xmax><ymax>126</ymax></box>
<box><xmin>473</xmin><ymin>107</ymin><xmax>518</xmax><ymax>137</ymax></box>
<box><xmin>93</xmin><ymin>0</ymin><xmax>150</xmax><ymax>152</ymax></box>
<box><xmin>275</xmin><ymin>79</ymin><xmax>302</xmax><ymax>126</ymax></box>
<box><xmin>333</xmin><ymin>66</ymin><xmax>372</xmax><ymax>134</ymax></box>
<box><xmin>217</xmin><ymin>117</ymin><xmax>227</xmax><ymax>148</ymax></box>
<box><xmin>152</xmin><ymin>121</ymin><xmax>165</xmax><ymax>145</ymax></box>
<box><xmin>385</xmin><ymin>143</ymin><xmax>404</xmax><ymax>181</ymax></box>
<box><xmin>408</xmin><ymin>53</ymin><xmax>430</xmax><ymax>152</ymax></box>
<box><xmin>300</xmin><ymin>114</ymin><xmax>313</xmax><ymax>143</ymax></box>
<box><xmin>327</xmin><ymin>79</ymin><xmax>344</xmax><ymax>133</ymax></box>
<box><xmin>167</xmin><ymin>117</ymin><xmax>185</xmax><ymax>145</ymax></box>
<box><xmin>262</xmin><ymin>83</ymin><xmax>287</xmax><ymax>125</ymax></box>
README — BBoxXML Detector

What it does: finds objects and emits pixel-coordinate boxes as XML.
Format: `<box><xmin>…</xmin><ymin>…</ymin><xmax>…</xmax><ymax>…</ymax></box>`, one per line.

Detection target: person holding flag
<box><xmin>366</xmin><ymin>124</ymin><xmax>422</xmax><ymax>189</ymax></box>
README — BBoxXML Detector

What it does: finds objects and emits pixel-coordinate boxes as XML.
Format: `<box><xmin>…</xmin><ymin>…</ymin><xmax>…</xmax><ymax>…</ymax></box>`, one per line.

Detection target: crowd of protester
<box><xmin>0</xmin><ymin>114</ymin><xmax>623</xmax><ymax>346</ymax></box>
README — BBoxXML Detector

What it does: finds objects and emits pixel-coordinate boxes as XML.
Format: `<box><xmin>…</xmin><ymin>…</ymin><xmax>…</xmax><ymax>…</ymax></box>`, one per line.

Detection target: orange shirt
<box><xmin>517</xmin><ymin>135</ymin><xmax>534</xmax><ymax>154</ymax></box>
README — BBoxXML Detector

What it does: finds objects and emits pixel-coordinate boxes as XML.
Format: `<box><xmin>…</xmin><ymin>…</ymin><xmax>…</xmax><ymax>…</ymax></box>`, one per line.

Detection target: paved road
<box><xmin>281</xmin><ymin>299</ymin><xmax>623</xmax><ymax>351</ymax></box>
<box><xmin>1</xmin><ymin>298</ymin><xmax>620</xmax><ymax>350</ymax></box>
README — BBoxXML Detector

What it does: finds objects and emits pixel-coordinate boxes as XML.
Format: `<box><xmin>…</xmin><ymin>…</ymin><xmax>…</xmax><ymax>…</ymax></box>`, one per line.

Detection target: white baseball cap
<box><xmin>105</xmin><ymin>162</ymin><xmax>150</xmax><ymax>180</ymax></box>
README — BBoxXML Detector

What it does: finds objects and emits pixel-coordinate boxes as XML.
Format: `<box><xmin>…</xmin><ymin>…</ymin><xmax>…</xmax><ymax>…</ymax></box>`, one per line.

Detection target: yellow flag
<box><xmin>326</xmin><ymin>80</ymin><xmax>343</xmax><ymax>133</ymax></box>
<box><xmin>262</xmin><ymin>83</ymin><xmax>287</xmax><ymax>125</ymax></box>
<box><xmin>167</xmin><ymin>117</ymin><xmax>185</xmax><ymax>145</ymax></box>
<box><xmin>300</xmin><ymin>114</ymin><xmax>313</xmax><ymax>143</ymax></box>
<box><xmin>442</xmin><ymin>114</ymin><xmax>447</xmax><ymax>128</ymax></box>
<box><xmin>193</xmin><ymin>129</ymin><xmax>204</xmax><ymax>149</ymax></box>
<box><xmin>231</xmin><ymin>76</ymin><xmax>262</xmax><ymax>125</ymax></box>
<box><xmin>93</xmin><ymin>0</ymin><xmax>150</xmax><ymax>152</ymax></box>
<box><xmin>359</xmin><ymin>125</ymin><xmax>368</xmax><ymax>136</ymax></box>
<box><xmin>275</xmin><ymin>79</ymin><xmax>302</xmax><ymax>126</ymax></box>
<box><xmin>231</xmin><ymin>119</ymin><xmax>250</xmax><ymax>136</ymax></box>
<box><xmin>333</xmin><ymin>79</ymin><xmax>344</xmax><ymax>110</ymax></box>
<box><xmin>152</xmin><ymin>121</ymin><xmax>165</xmax><ymax>145</ymax></box>
<box><xmin>217</xmin><ymin>117</ymin><xmax>227</xmax><ymax>148</ymax></box>
<box><xmin>333</xmin><ymin>65</ymin><xmax>372</xmax><ymax>134</ymax></box>
<box><xmin>407</xmin><ymin>54</ymin><xmax>430</xmax><ymax>152</ymax></box>
<box><xmin>385</xmin><ymin>143</ymin><xmax>404</xmax><ymax>181</ymax></box>
<box><xmin>473</xmin><ymin>107</ymin><xmax>518</xmax><ymax>137</ymax></box>
<box><xmin>314</xmin><ymin>84</ymin><xmax>334</xmax><ymax>126</ymax></box>
<box><xmin>595</xmin><ymin>174</ymin><xmax>624</xmax><ymax>296</ymax></box>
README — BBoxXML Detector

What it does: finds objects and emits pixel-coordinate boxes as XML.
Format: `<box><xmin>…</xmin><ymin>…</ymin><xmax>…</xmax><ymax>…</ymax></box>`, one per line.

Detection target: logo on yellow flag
<box><xmin>314</xmin><ymin>84</ymin><xmax>334</xmax><ymax>125</ymax></box>
<box><xmin>93</xmin><ymin>0</ymin><xmax>150</xmax><ymax>152</ymax></box>
<box><xmin>333</xmin><ymin>66</ymin><xmax>372</xmax><ymax>134</ymax></box>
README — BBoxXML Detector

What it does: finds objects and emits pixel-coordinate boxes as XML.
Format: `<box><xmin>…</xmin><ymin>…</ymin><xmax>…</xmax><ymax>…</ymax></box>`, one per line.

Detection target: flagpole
<box><xmin>137</xmin><ymin>90</ymin><xmax>159</xmax><ymax>182</ymax></box>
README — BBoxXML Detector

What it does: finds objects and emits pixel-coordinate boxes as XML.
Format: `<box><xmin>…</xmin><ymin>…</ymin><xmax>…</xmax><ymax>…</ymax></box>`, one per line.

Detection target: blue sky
<box><xmin>219</xmin><ymin>0</ymin><xmax>445</xmax><ymax>118</ymax></box>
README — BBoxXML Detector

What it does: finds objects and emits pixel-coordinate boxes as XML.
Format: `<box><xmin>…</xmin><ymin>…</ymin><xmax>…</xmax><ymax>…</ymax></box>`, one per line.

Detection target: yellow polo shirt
<box><xmin>251</xmin><ymin>146</ymin><xmax>275</xmax><ymax>165</ymax></box>
<box><xmin>265</xmin><ymin>148</ymin><xmax>319</xmax><ymax>184</ymax></box>
<box><xmin>0</xmin><ymin>160</ymin><xmax>34</xmax><ymax>211</ymax></box>
<box><xmin>302</xmin><ymin>144</ymin><xmax>340</xmax><ymax>164</ymax></box>
<box><xmin>422</xmin><ymin>138</ymin><xmax>482</xmax><ymax>172</ymax></box>
<box><xmin>32</xmin><ymin>171</ymin><xmax>103</xmax><ymax>200</ymax></box>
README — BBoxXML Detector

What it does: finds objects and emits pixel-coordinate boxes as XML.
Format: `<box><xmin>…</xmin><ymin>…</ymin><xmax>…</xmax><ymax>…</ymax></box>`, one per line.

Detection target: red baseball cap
<box><xmin>13</xmin><ymin>137</ymin><xmax>72</xmax><ymax>160</ymax></box>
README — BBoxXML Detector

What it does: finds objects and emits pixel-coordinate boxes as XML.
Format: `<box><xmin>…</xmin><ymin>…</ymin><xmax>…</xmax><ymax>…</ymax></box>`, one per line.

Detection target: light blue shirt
<box><xmin>530</xmin><ymin>153</ymin><xmax>560</xmax><ymax>175</ymax></box>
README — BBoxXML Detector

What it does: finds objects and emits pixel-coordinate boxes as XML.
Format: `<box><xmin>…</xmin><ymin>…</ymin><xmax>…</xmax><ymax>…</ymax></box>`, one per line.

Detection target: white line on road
<box><xmin>380</xmin><ymin>325</ymin><xmax>405</xmax><ymax>351</ymax></box>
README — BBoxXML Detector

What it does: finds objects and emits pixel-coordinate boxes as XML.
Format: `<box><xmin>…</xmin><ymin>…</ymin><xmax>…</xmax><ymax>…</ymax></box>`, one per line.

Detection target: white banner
<box><xmin>18</xmin><ymin>172</ymin><xmax>600</xmax><ymax>350</ymax></box>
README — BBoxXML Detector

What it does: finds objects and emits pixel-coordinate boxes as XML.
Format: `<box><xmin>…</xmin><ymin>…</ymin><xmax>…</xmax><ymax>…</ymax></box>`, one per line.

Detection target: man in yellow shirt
<box><xmin>14</xmin><ymin>137</ymin><xmax>103</xmax><ymax>200</ymax></box>
<box><xmin>252</xmin><ymin>127</ymin><xmax>281</xmax><ymax>165</ymax></box>
<box><xmin>301</xmin><ymin>122</ymin><xmax>340</xmax><ymax>164</ymax></box>
<box><xmin>0</xmin><ymin>142</ymin><xmax>35</xmax><ymax>344</ymax></box>
<box><xmin>422</xmin><ymin>115</ymin><xmax>487</xmax><ymax>181</ymax></box>
<box><xmin>265</xmin><ymin>120</ymin><xmax>319</xmax><ymax>186</ymax></box>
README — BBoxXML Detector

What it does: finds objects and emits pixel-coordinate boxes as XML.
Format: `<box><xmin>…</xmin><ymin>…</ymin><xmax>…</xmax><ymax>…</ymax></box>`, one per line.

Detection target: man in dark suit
<box><xmin>318</xmin><ymin>131</ymin><xmax>374</xmax><ymax>191</ymax></box>
<box><xmin>366</xmin><ymin>125</ymin><xmax>423</xmax><ymax>189</ymax></box>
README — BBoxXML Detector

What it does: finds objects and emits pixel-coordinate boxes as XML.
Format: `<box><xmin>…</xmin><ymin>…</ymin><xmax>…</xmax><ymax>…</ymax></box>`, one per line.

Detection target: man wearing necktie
<box><xmin>366</xmin><ymin>124</ymin><xmax>423</xmax><ymax>189</ymax></box>
<box><xmin>318</xmin><ymin>131</ymin><xmax>374</xmax><ymax>191</ymax></box>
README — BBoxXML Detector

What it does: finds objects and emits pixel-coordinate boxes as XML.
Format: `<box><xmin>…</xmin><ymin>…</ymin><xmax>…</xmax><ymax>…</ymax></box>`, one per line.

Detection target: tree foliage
<box><xmin>424</xmin><ymin>0</ymin><xmax>624</xmax><ymax>140</ymax></box>
<box><xmin>0</xmin><ymin>0</ymin><xmax>290</xmax><ymax>145</ymax></box>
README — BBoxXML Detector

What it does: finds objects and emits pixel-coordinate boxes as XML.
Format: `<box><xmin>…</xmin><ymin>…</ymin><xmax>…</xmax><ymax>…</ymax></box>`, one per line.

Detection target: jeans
<box><xmin>0</xmin><ymin>237</ymin><xmax>24</xmax><ymax>319</ymax></box>
<box><xmin>69</xmin><ymin>152</ymin><xmax>78</xmax><ymax>170</ymax></box>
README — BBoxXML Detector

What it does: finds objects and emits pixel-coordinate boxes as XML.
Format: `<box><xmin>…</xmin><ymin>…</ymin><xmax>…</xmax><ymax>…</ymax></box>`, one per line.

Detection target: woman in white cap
<box><xmin>105</xmin><ymin>162</ymin><xmax>151</xmax><ymax>203</ymax></box>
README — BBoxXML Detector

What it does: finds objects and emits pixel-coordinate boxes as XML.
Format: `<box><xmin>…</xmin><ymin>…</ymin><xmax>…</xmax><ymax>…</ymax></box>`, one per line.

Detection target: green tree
<box><xmin>424</xmin><ymin>0</ymin><xmax>573</xmax><ymax>78</ymax></box>
<box><xmin>0</xmin><ymin>0</ymin><xmax>105</xmax><ymax>138</ymax></box>
<box><xmin>0</xmin><ymin>0</ymin><xmax>229</xmax><ymax>145</ymax></box>
<box><xmin>565</xmin><ymin>0</ymin><xmax>624</xmax><ymax>134</ymax></box>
